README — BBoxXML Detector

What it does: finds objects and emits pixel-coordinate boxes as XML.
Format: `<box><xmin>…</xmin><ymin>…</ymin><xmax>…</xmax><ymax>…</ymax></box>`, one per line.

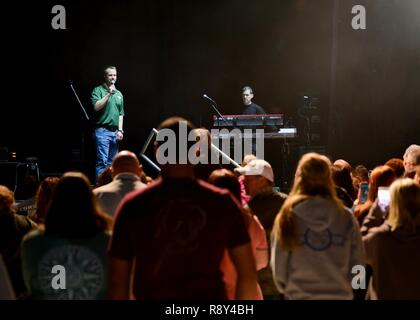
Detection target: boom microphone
<box><xmin>203</xmin><ymin>94</ymin><xmax>217</xmax><ymax>105</ymax></box>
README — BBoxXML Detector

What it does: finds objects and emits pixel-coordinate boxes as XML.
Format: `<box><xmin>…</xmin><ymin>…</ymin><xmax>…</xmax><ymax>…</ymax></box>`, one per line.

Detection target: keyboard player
<box><xmin>242</xmin><ymin>86</ymin><xmax>266</xmax><ymax>115</ymax></box>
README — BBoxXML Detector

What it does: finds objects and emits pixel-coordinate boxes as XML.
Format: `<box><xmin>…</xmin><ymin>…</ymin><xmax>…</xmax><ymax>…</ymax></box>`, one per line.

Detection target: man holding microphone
<box><xmin>91</xmin><ymin>66</ymin><xmax>125</xmax><ymax>179</ymax></box>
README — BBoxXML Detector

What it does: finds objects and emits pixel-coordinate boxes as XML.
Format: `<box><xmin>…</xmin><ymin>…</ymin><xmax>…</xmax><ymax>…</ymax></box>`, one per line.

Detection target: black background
<box><xmin>2</xmin><ymin>0</ymin><xmax>419</xmax><ymax>186</ymax></box>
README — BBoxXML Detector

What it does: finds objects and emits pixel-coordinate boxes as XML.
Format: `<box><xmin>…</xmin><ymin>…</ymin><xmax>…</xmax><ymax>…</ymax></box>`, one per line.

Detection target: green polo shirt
<box><xmin>91</xmin><ymin>84</ymin><xmax>124</xmax><ymax>127</ymax></box>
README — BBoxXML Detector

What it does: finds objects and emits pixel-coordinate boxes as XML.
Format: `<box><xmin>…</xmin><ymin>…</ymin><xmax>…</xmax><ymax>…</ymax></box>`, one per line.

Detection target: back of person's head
<box><xmin>367</xmin><ymin>165</ymin><xmax>396</xmax><ymax>202</ymax></box>
<box><xmin>34</xmin><ymin>177</ymin><xmax>60</xmax><ymax>224</ymax></box>
<box><xmin>208</xmin><ymin>169</ymin><xmax>242</xmax><ymax>202</ymax></box>
<box><xmin>333</xmin><ymin>159</ymin><xmax>352</xmax><ymax>172</ymax></box>
<box><xmin>293</xmin><ymin>153</ymin><xmax>337</xmax><ymax>199</ymax></box>
<box><xmin>275</xmin><ymin>153</ymin><xmax>342</xmax><ymax>250</ymax></box>
<box><xmin>45</xmin><ymin>172</ymin><xmax>110</xmax><ymax>239</ymax></box>
<box><xmin>354</xmin><ymin>165</ymin><xmax>369</xmax><ymax>182</ymax></box>
<box><xmin>193</xmin><ymin>128</ymin><xmax>211</xmax><ymax>147</ymax></box>
<box><xmin>192</xmin><ymin>128</ymin><xmax>213</xmax><ymax>160</ymax></box>
<box><xmin>155</xmin><ymin>116</ymin><xmax>195</xmax><ymax>165</ymax></box>
<box><xmin>387</xmin><ymin>178</ymin><xmax>420</xmax><ymax>233</ymax></box>
<box><xmin>385</xmin><ymin>158</ymin><xmax>405</xmax><ymax>178</ymax></box>
<box><xmin>331</xmin><ymin>164</ymin><xmax>356</xmax><ymax>200</ymax></box>
<box><xmin>157</xmin><ymin>116</ymin><xmax>195</xmax><ymax>136</ymax></box>
<box><xmin>111</xmin><ymin>150</ymin><xmax>142</xmax><ymax>177</ymax></box>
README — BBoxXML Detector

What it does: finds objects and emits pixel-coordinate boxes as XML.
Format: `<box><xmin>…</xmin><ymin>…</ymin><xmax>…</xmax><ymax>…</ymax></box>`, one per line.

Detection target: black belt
<box><xmin>96</xmin><ymin>124</ymin><xmax>118</xmax><ymax>131</ymax></box>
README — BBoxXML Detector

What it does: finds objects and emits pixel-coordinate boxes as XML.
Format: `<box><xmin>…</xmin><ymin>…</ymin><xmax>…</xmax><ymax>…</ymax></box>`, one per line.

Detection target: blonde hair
<box><xmin>273</xmin><ymin>153</ymin><xmax>343</xmax><ymax>250</ymax></box>
<box><xmin>387</xmin><ymin>178</ymin><xmax>420</xmax><ymax>233</ymax></box>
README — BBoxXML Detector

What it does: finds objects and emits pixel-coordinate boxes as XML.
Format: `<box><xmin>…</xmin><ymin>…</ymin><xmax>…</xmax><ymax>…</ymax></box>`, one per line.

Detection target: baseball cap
<box><xmin>234</xmin><ymin>159</ymin><xmax>274</xmax><ymax>182</ymax></box>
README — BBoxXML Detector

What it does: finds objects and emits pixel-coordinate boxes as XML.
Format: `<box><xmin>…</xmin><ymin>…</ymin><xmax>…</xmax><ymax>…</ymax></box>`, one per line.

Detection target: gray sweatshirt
<box><xmin>271</xmin><ymin>196</ymin><xmax>365</xmax><ymax>299</ymax></box>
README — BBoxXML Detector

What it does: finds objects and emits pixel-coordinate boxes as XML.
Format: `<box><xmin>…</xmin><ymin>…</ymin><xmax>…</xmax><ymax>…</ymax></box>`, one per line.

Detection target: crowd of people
<box><xmin>1</xmin><ymin>116</ymin><xmax>419</xmax><ymax>300</ymax></box>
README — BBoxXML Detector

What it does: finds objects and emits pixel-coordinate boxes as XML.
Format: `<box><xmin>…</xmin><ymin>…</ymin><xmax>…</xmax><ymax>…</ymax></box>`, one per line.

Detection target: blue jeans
<box><xmin>95</xmin><ymin>127</ymin><xmax>119</xmax><ymax>178</ymax></box>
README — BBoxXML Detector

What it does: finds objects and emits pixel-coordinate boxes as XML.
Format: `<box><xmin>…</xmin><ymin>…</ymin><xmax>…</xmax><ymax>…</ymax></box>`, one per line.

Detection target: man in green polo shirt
<box><xmin>91</xmin><ymin>66</ymin><xmax>125</xmax><ymax>179</ymax></box>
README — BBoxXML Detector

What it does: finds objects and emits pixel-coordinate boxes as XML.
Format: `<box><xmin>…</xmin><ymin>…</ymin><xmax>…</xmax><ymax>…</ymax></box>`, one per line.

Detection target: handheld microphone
<box><xmin>110</xmin><ymin>80</ymin><xmax>116</xmax><ymax>94</ymax></box>
<box><xmin>203</xmin><ymin>94</ymin><xmax>217</xmax><ymax>105</ymax></box>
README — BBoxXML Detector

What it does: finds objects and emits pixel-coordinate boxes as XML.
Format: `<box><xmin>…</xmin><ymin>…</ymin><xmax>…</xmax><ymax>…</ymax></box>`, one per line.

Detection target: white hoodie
<box><xmin>271</xmin><ymin>196</ymin><xmax>365</xmax><ymax>300</ymax></box>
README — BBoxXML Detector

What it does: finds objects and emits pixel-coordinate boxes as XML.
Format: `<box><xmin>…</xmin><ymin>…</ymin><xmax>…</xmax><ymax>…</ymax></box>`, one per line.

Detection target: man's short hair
<box><xmin>104</xmin><ymin>65</ymin><xmax>117</xmax><ymax>74</ymax></box>
<box><xmin>403</xmin><ymin>144</ymin><xmax>420</xmax><ymax>159</ymax></box>
<box><xmin>156</xmin><ymin>117</ymin><xmax>196</xmax><ymax>164</ymax></box>
<box><xmin>242</xmin><ymin>86</ymin><xmax>253</xmax><ymax>94</ymax></box>
<box><xmin>157</xmin><ymin>116</ymin><xmax>195</xmax><ymax>135</ymax></box>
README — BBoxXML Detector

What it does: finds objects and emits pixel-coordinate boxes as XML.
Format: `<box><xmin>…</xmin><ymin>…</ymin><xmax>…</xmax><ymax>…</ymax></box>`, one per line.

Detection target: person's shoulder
<box><xmin>92</xmin><ymin>84</ymin><xmax>105</xmax><ymax>91</ymax></box>
<box><xmin>119</xmin><ymin>178</ymin><xmax>161</xmax><ymax>204</ymax></box>
<box><xmin>93</xmin><ymin>180</ymin><xmax>117</xmax><ymax>194</ymax></box>
<box><xmin>253</xmin><ymin>189</ymin><xmax>287</xmax><ymax>201</ymax></box>
<box><xmin>363</xmin><ymin>223</ymin><xmax>391</xmax><ymax>243</ymax></box>
<box><xmin>252</xmin><ymin>102</ymin><xmax>266</xmax><ymax>113</ymax></box>
<box><xmin>197</xmin><ymin>179</ymin><xmax>232</xmax><ymax>197</ymax></box>
<box><xmin>197</xmin><ymin>179</ymin><xmax>242</xmax><ymax>206</ymax></box>
<box><xmin>22</xmin><ymin>228</ymin><xmax>45</xmax><ymax>246</ymax></box>
<box><xmin>14</xmin><ymin>214</ymin><xmax>37</xmax><ymax>232</ymax></box>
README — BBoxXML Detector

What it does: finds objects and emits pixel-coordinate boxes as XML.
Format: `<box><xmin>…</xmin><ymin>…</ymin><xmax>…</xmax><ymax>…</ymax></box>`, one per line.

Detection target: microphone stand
<box><xmin>204</xmin><ymin>95</ymin><xmax>244</xmax><ymax>159</ymax></box>
<box><xmin>68</xmin><ymin>80</ymin><xmax>91</xmax><ymax>177</ymax></box>
<box><xmin>69</xmin><ymin>80</ymin><xmax>89</xmax><ymax>121</ymax></box>
<box><xmin>204</xmin><ymin>96</ymin><xmax>230</xmax><ymax>127</ymax></box>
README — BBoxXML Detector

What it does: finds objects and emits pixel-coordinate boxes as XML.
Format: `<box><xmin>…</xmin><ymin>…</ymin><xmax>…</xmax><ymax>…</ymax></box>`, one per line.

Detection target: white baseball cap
<box><xmin>234</xmin><ymin>159</ymin><xmax>274</xmax><ymax>182</ymax></box>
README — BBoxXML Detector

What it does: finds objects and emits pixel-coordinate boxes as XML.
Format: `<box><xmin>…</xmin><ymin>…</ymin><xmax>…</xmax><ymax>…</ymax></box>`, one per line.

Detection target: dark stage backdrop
<box><xmin>2</xmin><ymin>0</ymin><xmax>419</xmax><ymax>186</ymax></box>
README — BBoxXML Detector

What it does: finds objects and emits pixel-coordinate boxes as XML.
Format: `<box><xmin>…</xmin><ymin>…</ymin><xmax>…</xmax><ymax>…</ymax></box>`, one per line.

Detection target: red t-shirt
<box><xmin>109</xmin><ymin>177</ymin><xmax>250</xmax><ymax>299</ymax></box>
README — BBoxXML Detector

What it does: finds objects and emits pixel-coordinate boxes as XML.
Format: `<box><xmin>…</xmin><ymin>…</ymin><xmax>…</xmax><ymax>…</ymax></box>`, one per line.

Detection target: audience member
<box><xmin>238</xmin><ymin>154</ymin><xmax>257</xmax><ymax>206</ymax></box>
<box><xmin>363</xmin><ymin>178</ymin><xmax>420</xmax><ymax>299</ymax></box>
<box><xmin>331</xmin><ymin>165</ymin><xmax>356</xmax><ymax>208</ymax></box>
<box><xmin>0</xmin><ymin>254</ymin><xmax>15</xmax><ymax>300</ymax></box>
<box><xmin>108</xmin><ymin>117</ymin><xmax>258</xmax><ymax>300</ymax></box>
<box><xmin>30</xmin><ymin>177</ymin><xmax>60</xmax><ymax>224</ymax></box>
<box><xmin>385</xmin><ymin>158</ymin><xmax>405</xmax><ymax>178</ymax></box>
<box><xmin>21</xmin><ymin>172</ymin><xmax>112</xmax><ymax>300</ymax></box>
<box><xmin>192</xmin><ymin>128</ymin><xmax>222</xmax><ymax>181</ymax></box>
<box><xmin>271</xmin><ymin>153</ymin><xmax>365</xmax><ymax>299</ymax></box>
<box><xmin>208</xmin><ymin>168</ymin><xmax>267</xmax><ymax>299</ymax></box>
<box><xmin>403</xmin><ymin>144</ymin><xmax>420</xmax><ymax>176</ymax></box>
<box><xmin>354</xmin><ymin>165</ymin><xmax>396</xmax><ymax>225</ymax></box>
<box><xmin>235</xmin><ymin>159</ymin><xmax>287</xmax><ymax>299</ymax></box>
<box><xmin>0</xmin><ymin>185</ymin><xmax>36</xmax><ymax>299</ymax></box>
<box><xmin>94</xmin><ymin>150</ymin><xmax>146</xmax><ymax>217</ymax></box>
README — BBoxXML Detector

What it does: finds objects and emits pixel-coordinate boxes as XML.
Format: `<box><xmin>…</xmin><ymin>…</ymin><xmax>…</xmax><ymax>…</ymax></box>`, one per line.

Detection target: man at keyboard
<box><xmin>242</xmin><ymin>86</ymin><xmax>266</xmax><ymax>115</ymax></box>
